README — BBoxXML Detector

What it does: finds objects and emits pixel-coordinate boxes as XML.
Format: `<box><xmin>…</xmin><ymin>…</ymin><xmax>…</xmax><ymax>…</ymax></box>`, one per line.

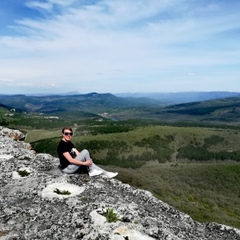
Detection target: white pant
<box><xmin>62</xmin><ymin>149</ymin><xmax>105</xmax><ymax>174</ymax></box>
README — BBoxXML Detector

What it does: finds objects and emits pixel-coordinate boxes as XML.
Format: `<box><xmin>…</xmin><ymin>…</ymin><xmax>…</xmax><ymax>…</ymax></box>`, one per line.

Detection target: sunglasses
<box><xmin>64</xmin><ymin>132</ymin><xmax>73</xmax><ymax>136</ymax></box>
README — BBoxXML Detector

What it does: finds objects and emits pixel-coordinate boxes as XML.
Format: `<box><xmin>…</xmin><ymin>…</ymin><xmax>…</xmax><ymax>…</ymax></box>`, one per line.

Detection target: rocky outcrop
<box><xmin>0</xmin><ymin>126</ymin><xmax>239</xmax><ymax>240</ymax></box>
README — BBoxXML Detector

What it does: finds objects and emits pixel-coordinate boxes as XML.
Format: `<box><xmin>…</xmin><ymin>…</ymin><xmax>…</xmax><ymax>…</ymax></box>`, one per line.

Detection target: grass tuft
<box><xmin>54</xmin><ymin>188</ymin><xmax>71</xmax><ymax>195</ymax></box>
<box><xmin>102</xmin><ymin>208</ymin><xmax>120</xmax><ymax>223</ymax></box>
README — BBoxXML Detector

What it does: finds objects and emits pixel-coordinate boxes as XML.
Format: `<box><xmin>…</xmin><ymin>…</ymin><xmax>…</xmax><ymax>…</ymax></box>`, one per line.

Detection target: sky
<box><xmin>0</xmin><ymin>0</ymin><xmax>240</xmax><ymax>95</ymax></box>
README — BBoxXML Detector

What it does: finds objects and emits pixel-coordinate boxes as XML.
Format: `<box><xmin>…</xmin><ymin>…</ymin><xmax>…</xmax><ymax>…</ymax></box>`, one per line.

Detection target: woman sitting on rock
<box><xmin>57</xmin><ymin>127</ymin><xmax>118</xmax><ymax>178</ymax></box>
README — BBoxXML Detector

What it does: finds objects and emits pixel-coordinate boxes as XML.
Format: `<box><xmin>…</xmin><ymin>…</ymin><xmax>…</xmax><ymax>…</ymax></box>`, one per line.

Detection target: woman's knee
<box><xmin>81</xmin><ymin>149</ymin><xmax>89</xmax><ymax>156</ymax></box>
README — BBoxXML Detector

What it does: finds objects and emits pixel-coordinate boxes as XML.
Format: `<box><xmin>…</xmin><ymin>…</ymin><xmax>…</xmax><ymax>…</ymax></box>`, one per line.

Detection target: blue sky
<box><xmin>0</xmin><ymin>0</ymin><xmax>240</xmax><ymax>94</ymax></box>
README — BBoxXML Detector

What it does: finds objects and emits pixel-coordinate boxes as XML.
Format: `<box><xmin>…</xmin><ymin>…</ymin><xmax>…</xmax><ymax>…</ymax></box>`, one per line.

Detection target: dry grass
<box><xmin>25</xmin><ymin>129</ymin><xmax>61</xmax><ymax>142</ymax></box>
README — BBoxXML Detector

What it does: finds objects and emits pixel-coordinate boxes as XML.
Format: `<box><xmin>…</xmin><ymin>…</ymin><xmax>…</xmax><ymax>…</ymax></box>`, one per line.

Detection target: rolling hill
<box><xmin>157</xmin><ymin>97</ymin><xmax>240</xmax><ymax>124</ymax></box>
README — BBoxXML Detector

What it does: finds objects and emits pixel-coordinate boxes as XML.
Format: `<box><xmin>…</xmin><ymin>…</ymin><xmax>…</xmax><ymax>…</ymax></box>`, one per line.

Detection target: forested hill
<box><xmin>162</xmin><ymin>97</ymin><xmax>240</xmax><ymax>114</ymax></box>
<box><xmin>157</xmin><ymin>97</ymin><xmax>240</xmax><ymax>123</ymax></box>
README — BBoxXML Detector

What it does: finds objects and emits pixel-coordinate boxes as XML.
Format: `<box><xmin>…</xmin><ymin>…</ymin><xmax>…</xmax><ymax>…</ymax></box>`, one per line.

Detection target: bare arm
<box><xmin>63</xmin><ymin>152</ymin><xmax>92</xmax><ymax>166</ymax></box>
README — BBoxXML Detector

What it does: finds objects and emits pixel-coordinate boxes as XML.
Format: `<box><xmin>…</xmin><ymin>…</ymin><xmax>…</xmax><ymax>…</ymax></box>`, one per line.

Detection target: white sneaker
<box><xmin>89</xmin><ymin>169</ymin><xmax>103</xmax><ymax>177</ymax></box>
<box><xmin>104</xmin><ymin>172</ymin><xmax>118</xmax><ymax>178</ymax></box>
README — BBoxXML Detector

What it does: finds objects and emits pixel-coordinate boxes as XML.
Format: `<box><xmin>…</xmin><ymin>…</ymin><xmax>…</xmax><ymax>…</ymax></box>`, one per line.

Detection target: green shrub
<box><xmin>177</xmin><ymin>145</ymin><xmax>240</xmax><ymax>162</ymax></box>
<box><xmin>102</xmin><ymin>208</ymin><xmax>120</xmax><ymax>223</ymax></box>
<box><xmin>203</xmin><ymin>135</ymin><xmax>224</xmax><ymax>147</ymax></box>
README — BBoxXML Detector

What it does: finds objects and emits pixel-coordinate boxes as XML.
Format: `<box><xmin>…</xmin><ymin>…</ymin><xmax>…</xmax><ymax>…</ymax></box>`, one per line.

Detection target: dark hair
<box><xmin>62</xmin><ymin>127</ymin><xmax>73</xmax><ymax>133</ymax></box>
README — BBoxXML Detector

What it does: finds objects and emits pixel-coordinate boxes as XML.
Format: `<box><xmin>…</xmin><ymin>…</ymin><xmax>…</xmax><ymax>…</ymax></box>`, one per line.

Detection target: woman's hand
<box><xmin>84</xmin><ymin>159</ymin><xmax>93</xmax><ymax>166</ymax></box>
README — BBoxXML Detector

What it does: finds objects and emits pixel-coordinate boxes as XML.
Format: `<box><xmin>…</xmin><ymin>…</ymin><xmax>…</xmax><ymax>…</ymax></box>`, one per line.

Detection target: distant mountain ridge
<box><xmin>0</xmin><ymin>92</ymin><xmax>163</xmax><ymax>113</ymax></box>
<box><xmin>0</xmin><ymin>93</ymin><xmax>128</xmax><ymax>113</ymax></box>
<box><xmin>116</xmin><ymin>91</ymin><xmax>240</xmax><ymax>104</ymax></box>
<box><xmin>0</xmin><ymin>92</ymin><xmax>240</xmax><ymax>124</ymax></box>
<box><xmin>0</xmin><ymin>91</ymin><xmax>240</xmax><ymax>112</ymax></box>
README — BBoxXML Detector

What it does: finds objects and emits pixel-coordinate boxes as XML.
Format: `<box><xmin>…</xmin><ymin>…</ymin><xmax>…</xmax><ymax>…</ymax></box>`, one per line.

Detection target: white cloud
<box><xmin>0</xmin><ymin>78</ymin><xmax>14</xmax><ymax>83</ymax></box>
<box><xmin>25</xmin><ymin>0</ymin><xmax>75</xmax><ymax>12</ymax></box>
<box><xmin>26</xmin><ymin>1</ymin><xmax>53</xmax><ymax>11</ymax></box>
